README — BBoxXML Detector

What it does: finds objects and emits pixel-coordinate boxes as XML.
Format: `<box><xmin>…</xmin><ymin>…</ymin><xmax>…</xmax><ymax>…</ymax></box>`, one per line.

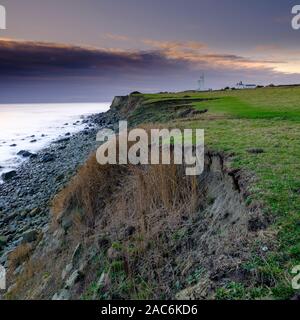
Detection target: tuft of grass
<box><xmin>6</xmin><ymin>260</ymin><xmax>43</xmax><ymax>300</ymax></box>
<box><xmin>216</xmin><ymin>282</ymin><xmax>270</xmax><ymax>300</ymax></box>
<box><xmin>8</xmin><ymin>243</ymin><xmax>33</xmax><ymax>271</ymax></box>
<box><xmin>54</xmin><ymin>142</ymin><xmax>201</xmax><ymax>299</ymax></box>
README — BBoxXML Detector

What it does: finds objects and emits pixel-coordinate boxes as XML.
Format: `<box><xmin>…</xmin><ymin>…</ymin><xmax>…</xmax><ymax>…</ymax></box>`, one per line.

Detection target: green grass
<box><xmin>131</xmin><ymin>86</ymin><xmax>300</xmax><ymax>299</ymax></box>
<box><xmin>141</xmin><ymin>86</ymin><xmax>300</xmax><ymax>120</ymax></box>
<box><xmin>81</xmin><ymin>249</ymin><xmax>154</xmax><ymax>300</ymax></box>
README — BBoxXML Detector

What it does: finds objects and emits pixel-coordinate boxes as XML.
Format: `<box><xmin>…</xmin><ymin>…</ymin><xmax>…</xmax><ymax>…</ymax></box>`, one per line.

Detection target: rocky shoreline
<box><xmin>0</xmin><ymin>107</ymin><xmax>120</xmax><ymax>267</ymax></box>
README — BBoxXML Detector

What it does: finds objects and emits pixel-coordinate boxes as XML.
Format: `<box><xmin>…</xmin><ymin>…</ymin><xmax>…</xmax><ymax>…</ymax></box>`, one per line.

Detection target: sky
<box><xmin>0</xmin><ymin>0</ymin><xmax>300</xmax><ymax>102</ymax></box>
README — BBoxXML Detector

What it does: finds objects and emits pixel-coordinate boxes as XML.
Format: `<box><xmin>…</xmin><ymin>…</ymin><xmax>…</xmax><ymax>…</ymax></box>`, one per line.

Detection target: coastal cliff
<box><xmin>2</xmin><ymin>88</ymin><xmax>299</xmax><ymax>300</ymax></box>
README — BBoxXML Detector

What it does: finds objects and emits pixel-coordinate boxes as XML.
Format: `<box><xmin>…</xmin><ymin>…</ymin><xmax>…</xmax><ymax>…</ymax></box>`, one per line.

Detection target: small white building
<box><xmin>236</xmin><ymin>81</ymin><xmax>256</xmax><ymax>89</ymax></box>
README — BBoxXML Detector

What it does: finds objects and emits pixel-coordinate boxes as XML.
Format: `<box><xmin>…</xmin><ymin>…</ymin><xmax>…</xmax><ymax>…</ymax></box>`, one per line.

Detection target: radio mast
<box><xmin>198</xmin><ymin>74</ymin><xmax>205</xmax><ymax>91</ymax></box>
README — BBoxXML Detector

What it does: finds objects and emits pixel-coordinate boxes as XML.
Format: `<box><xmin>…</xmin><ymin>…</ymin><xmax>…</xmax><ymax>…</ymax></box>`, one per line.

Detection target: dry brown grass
<box><xmin>8</xmin><ymin>124</ymin><xmax>259</xmax><ymax>300</ymax></box>
<box><xmin>8</xmin><ymin>243</ymin><xmax>33</xmax><ymax>272</ymax></box>
<box><xmin>6</xmin><ymin>260</ymin><xmax>44</xmax><ymax>300</ymax></box>
<box><xmin>52</xmin><ymin>153</ymin><xmax>128</xmax><ymax>227</ymax></box>
<box><xmin>50</xmin><ymin>131</ymin><xmax>202</xmax><ymax>298</ymax></box>
<box><xmin>103</xmin><ymin>162</ymin><xmax>200</xmax><ymax>240</ymax></box>
<box><xmin>52</xmin><ymin>130</ymin><xmax>200</xmax><ymax>236</ymax></box>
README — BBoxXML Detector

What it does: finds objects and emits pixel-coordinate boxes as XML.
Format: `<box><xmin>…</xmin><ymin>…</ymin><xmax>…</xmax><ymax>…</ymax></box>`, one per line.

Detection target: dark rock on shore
<box><xmin>41</xmin><ymin>153</ymin><xmax>55</xmax><ymax>163</ymax></box>
<box><xmin>54</xmin><ymin>137</ymin><xmax>70</xmax><ymax>144</ymax></box>
<box><xmin>21</xmin><ymin>229</ymin><xmax>39</xmax><ymax>244</ymax></box>
<box><xmin>0</xmin><ymin>235</ymin><xmax>7</xmax><ymax>249</ymax></box>
<box><xmin>2</xmin><ymin>170</ymin><xmax>17</xmax><ymax>181</ymax></box>
<box><xmin>17</xmin><ymin>150</ymin><xmax>32</xmax><ymax>157</ymax></box>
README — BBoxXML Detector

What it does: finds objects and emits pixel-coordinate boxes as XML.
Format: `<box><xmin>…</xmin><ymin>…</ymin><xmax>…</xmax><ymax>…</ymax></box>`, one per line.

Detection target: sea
<box><xmin>0</xmin><ymin>102</ymin><xmax>110</xmax><ymax>182</ymax></box>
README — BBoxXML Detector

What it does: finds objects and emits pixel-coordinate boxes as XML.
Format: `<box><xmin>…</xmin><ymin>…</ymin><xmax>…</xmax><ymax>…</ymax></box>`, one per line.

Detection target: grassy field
<box><xmin>132</xmin><ymin>86</ymin><xmax>300</xmax><ymax>299</ymax></box>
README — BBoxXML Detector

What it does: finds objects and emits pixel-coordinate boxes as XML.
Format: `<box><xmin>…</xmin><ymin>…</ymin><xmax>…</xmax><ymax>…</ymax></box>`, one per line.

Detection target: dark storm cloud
<box><xmin>0</xmin><ymin>38</ymin><xmax>298</xmax><ymax>103</ymax></box>
<box><xmin>0</xmin><ymin>39</ymin><xmax>187</xmax><ymax>79</ymax></box>
<box><xmin>0</xmin><ymin>39</ymin><xmax>192</xmax><ymax>103</ymax></box>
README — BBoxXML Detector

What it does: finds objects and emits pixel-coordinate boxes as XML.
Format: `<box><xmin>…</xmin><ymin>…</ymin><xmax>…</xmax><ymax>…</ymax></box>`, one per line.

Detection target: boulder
<box><xmin>21</xmin><ymin>229</ymin><xmax>39</xmax><ymax>243</ymax></box>
<box><xmin>41</xmin><ymin>153</ymin><xmax>55</xmax><ymax>163</ymax></box>
<box><xmin>65</xmin><ymin>270</ymin><xmax>83</xmax><ymax>289</ymax></box>
<box><xmin>71</xmin><ymin>243</ymin><xmax>82</xmax><ymax>267</ymax></box>
<box><xmin>54</xmin><ymin>137</ymin><xmax>70</xmax><ymax>144</ymax></box>
<box><xmin>93</xmin><ymin>272</ymin><xmax>110</xmax><ymax>299</ymax></box>
<box><xmin>2</xmin><ymin>170</ymin><xmax>17</xmax><ymax>181</ymax></box>
<box><xmin>61</xmin><ymin>263</ymin><xmax>73</xmax><ymax>280</ymax></box>
<box><xmin>17</xmin><ymin>150</ymin><xmax>32</xmax><ymax>157</ymax></box>
<box><xmin>56</xmin><ymin>209</ymin><xmax>75</xmax><ymax>232</ymax></box>
<box><xmin>55</xmin><ymin>174</ymin><xmax>65</xmax><ymax>182</ymax></box>
<box><xmin>3</xmin><ymin>212</ymin><xmax>17</xmax><ymax>223</ymax></box>
<box><xmin>0</xmin><ymin>235</ymin><xmax>7</xmax><ymax>249</ymax></box>
<box><xmin>52</xmin><ymin>289</ymin><xmax>70</xmax><ymax>300</ymax></box>
<box><xmin>29</xmin><ymin>208</ymin><xmax>41</xmax><ymax>217</ymax></box>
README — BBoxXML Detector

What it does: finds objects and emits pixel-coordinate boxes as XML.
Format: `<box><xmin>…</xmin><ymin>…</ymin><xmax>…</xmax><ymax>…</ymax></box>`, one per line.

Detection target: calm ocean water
<box><xmin>0</xmin><ymin>103</ymin><xmax>110</xmax><ymax>180</ymax></box>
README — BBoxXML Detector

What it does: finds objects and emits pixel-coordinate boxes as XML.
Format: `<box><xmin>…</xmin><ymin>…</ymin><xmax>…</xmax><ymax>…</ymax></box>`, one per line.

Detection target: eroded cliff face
<box><xmin>4</xmin><ymin>149</ymin><xmax>270</xmax><ymax>300</ymax></box>
<box><xmin>110</xmin><ymin>95</ymin><xmax>144</xmax><ymax>118</ymax></box>
<box><xmin>90</xmin><ymin>94</ymin><xmax>143</xmax><ymax>128</ymax></box>
<box><xmin>3</xmin><ymin>94</ymin><xmax>272</xmax><ymax>300</ymax></box>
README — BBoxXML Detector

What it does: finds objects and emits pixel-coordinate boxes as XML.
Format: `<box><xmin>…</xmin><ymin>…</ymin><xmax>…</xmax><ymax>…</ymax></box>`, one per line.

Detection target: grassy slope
<box><xmin>132</xmin><ymin>87</ymin><xmax>300</xmax><ymax>299</ymax></box>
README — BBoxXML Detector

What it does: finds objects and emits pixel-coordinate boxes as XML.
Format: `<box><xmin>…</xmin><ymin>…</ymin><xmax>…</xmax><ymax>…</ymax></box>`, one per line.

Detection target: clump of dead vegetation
<box><xmin>8</xmin><ymin>243</ymin><xmax>33</xmax><ymax>272</ymax></box>
<box><xmin>51</xmin><ymin>150</ymin><xmax>202</xmax><ymax>299</ymax></box>
<box><xmin>7</xmin><ymin>133</ymin><xmax>269</xmax><ymax>300</ymax></box>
